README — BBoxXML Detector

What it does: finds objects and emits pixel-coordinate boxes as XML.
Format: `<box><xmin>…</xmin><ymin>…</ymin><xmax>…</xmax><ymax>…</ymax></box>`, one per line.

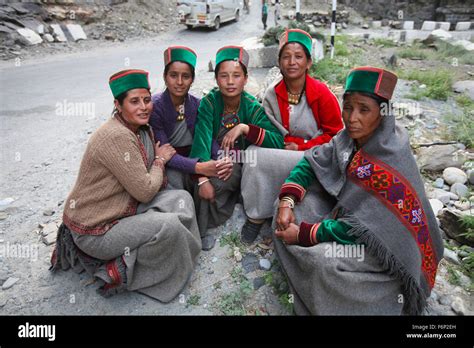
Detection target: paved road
<box><xmin>0</xmin><ymin>1</ymin><xmax>286</xmax><ymax>315</ymax></box>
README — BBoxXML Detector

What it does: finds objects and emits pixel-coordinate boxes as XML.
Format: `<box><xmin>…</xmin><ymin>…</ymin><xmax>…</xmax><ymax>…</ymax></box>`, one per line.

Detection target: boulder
<box><xmin>453</xmin><ymin>80</ymin><xmax>474</xmax><ymax>100</ymax></box>
<box><xmin>429</xmin><ymin>29</ymin><xmax>452</xmax><ymax>41</ymax></box>
<box><xmin>439</xmin><ymin>209</ymin><xmax>474</xmax><ymax>247</ymax></box>
<box><xmin>450</xmin><ymin>183</ymin><xmax>469</xmax><ymax>198</ymax></box>
<box><xmin>16</xmin><ymin>28</ymin><xmax>42</xmax><ymax>45</ymax></box>
<box><xmin>429</xmin><ymin>199</ymin><xmax>444</xmax><ymax>216</ymax></box>
<box><xmin>240</xmin><ymin>36</ymin><xmax>278</xmax><ymax>68</ymax></box>
<box><xmin>65</xmin><ymin>24</ymin><xmax>87</xmax><ymax>41</ymax></box>
<box><xmin>50</xmin><ymin>24</ymin><xmax>67</xmax><ymax>42</ymax></box>
<box><xmin>452</xmin><ymin>40</ymin><xmax>474</xmax><ymax>52</ymax></box>
<box><xmin>416</xmin><ymin>145</ymin><xmax>467</xmax><ymax>171</ymax></box>
<box><xmin>443</xmin><ymin>167</ymin><xmax>468</xmax><ymax>185</ymax></box>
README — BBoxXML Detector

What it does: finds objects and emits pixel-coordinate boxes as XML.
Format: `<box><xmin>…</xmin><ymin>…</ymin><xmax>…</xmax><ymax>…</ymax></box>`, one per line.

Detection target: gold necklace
<box><xmin>287</xmin><ymin>92</ymin><xmax>301</xmax><ymax>105</ymax></box>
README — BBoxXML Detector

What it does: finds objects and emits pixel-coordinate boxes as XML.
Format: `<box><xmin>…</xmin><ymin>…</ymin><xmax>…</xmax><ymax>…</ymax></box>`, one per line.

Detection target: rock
<box><xmin>443</xmin><ymin>167</ymin><xmax>468</xmax><ymax>185</ymax></box>
<box><xmin>429</xmin><ymin>290</ymin><xmax>439</xmax><ymax>302</ymax></box>
<box><xmin>259</xmin><ymin>259</ymin><xmax>272</xmax><ymax>271</ymax></box>
<box><xmin>50</xmin><ymin>24</ymin><xmax>67</xmax><ymax>42</ymax></box>
<box><xmin>40</xmin><ymin>222</ymin><xmax>58</xmax><ymax>236</ymax></box>
<box><xmin>42</xmin><ymin>232</ymin><xmax>57</xmax><ymax>246</ymax></box>
<box><xmin>0</xmin><ymin>197</ymin><xmax>15</xmax><ymax>209</ymax></box>
<box><xmin>0</xmin><ymin>212</ymin><xmax>8</xmax><ymax>220</ymax></box>
<box><xmin>233</xmin><ymin>247</ymin><xmax>242</xmax><ymax>262</ymax></box>
<box><xmin>429</xmin><ymin>29</ymin><xmax>452</xmax><ymax>41</ymax></box>
<box><xmin>439</xmin><ymin>209</ymin><xmax>474</xmax><ymax>247</ymax></box>
<box><xmin>2</xmin><ymin>277</ymin><xmax>19</xmax><ymax>290</ymax></box>
<box><xmin>428</xmin><ymin>188</ymin><xmax>458</xmax><ymax>205</ymax></box>
<box><xmin>429</xmin><ymin>199</ymin><xmax>444</xmax><ymax>216</ymax></box>
<box><xmin>241</xmin><ymin>37</ymin><xmax>278</xmax><ymax>68</ymax></box>
<box><xmin>253</xmin><ymin>277</ymin><xmax>265</xmax><ymax>290</ymax></box>
<box><xmin>242</xmin><ymin>253</ymin><xmax>259</xmax><ymax>273</ymax></box>
<box><xmin>453</xmin><ymin>80</ymin><xmax>474</xmax><ymax>100</ymax></box>
<box><xmin>451</xmin><ymin>297</ymin><xmax>465</xmax><ymax>315</ymax></box>
<box><xmin>443</xmin><ymin>248</ymin><xmax>460</xmax><ymax>265</ymax></box>
<box><xmin>43</xmin><ymin>34</ymin><xmax>54</xmax><ymax>43</ymax></box>
<box><xmin>454</xmin><ymin>201</ymin><xmax>471</xmax><ymax>211</ymax></box>
<box><xmin>201</xmin><ymin>235</ymin><xmax>216</xmax><ymax>251</ymax></box>
<box><xmin>16</xmin><ymin>28</ymin><xmax>42</xmax><ymax>45</ymax></box>
<box><xmin>450</xmin><ymin>183</ymin><xmax>469</xmax><ymax>198</ymax></box>
<box><xmin>43</xmin><ymin>209</ymin><xmax>55</xmax><ymax>216</ymax></box>
<box><xmin>65</xmin><ymin>24</ymin><xmax>87</xmax><ymax>41</ymax></box>
<box><xmin>452</xmin><ymin>40</ymin><xmax>474</xmax><ymax>52</ymax></box>
<box><xmin>416</xmin><ymin>146</ymin><xmax>467</xmax><ymax>171</ymax></box>
<box><xmin>211</xmin><ymin>257</ymin><xmax>218</xmax><ymax>263</ymax></box>
<box><xmin>433</xmin><ymin>178</ymin><xmax>445</xmax><ymax>189</ymax></box>
<box><xmin>362</xmin><ymin>23</ymin><xmax>369</xmax><ymax>29</ymax></box>
<box><xmin>438</xmin><ymin>294</ymin><xmax>453</xmax><ymax>306</ymax></box>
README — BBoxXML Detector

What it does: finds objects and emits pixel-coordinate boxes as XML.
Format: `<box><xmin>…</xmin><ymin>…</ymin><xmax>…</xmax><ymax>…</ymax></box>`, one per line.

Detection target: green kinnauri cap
<box><xmin>344</xmin><ymin>66</ymin><xmax>398</xmax><ymax>100</ymax></box>
<box><xmin>109</xmin><ymin>69</ymin><xmax>150</xmax><ymax>98</ymax></box>
<box><xmin>215</xmin><ymin>45</ymin><xmax>249</xmax><ymax>68</ymax></box>
<box><xmin>279</xmin><ymin>28</ymin><xmax>313</xmax><ymax>57</ymax></box>
<box><xmin>164</xmin><ymin>46</ymin><xmax>197</xmax><ymax>68</ymax></box>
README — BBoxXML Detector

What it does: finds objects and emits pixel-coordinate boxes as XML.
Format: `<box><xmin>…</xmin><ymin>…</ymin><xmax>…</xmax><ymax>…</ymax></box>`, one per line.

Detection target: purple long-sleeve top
<box><xmin>149</xmin><ymin>89</ymin><xmax>219</xmax><ymax>174</ymax></box>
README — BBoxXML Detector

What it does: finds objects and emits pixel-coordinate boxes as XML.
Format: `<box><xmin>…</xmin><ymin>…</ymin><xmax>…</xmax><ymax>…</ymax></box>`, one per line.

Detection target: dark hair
<box><xmin>278</xmin><ymin>42</ymin><xmax>311</xmax><ymax>62</ymax></box>
<box><xmin>214</xmin><ymin>61</ymin><xmax>248</xmax><ymax>78</ymax></box>
<box><xmin>164</xmin><ymin>61</ymin><xmax>196</xmax><ymax>81</ymax></box>
<box><xmin>343</xmin><ymin>91</ymin><xmax>389</xmax><ymax>107</ymax></box>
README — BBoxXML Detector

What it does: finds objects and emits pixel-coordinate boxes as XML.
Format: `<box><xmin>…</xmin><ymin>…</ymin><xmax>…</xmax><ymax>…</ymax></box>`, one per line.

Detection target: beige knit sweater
<box><xmin>63</xmin><ymin>116</ymin><xmax>164</xmax><ymax>235</ymax></box>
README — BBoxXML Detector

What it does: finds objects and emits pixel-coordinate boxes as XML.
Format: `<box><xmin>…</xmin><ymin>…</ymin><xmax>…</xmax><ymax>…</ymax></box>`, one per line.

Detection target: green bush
<box><xmin>400</xmin><ymin>69</ymin><xmax>453</xmax><ymax>100</ymax></box>
<box><xmin>443</xmin><ymin>94</ymin><xmax>474</xmax><ymax>147</ymax></box>
<box><xmin>398</xmin><ymin>46</ymin><xmax>428</xmax><ymax>60</ymax></box>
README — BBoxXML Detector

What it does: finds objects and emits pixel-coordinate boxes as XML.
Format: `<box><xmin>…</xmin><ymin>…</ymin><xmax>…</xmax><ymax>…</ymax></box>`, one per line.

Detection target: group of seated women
<box><xmin>50</xmin><ymin>29</ymin><xmax>443</xmax><ymax>315</ymax></box>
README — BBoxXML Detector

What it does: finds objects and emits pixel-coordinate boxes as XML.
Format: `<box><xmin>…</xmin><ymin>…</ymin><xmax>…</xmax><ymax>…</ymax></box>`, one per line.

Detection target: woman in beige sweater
<box><xmin>51</xmin><ymin>69</ymin><xmax>202</xmax><ymax>301</ymax></box>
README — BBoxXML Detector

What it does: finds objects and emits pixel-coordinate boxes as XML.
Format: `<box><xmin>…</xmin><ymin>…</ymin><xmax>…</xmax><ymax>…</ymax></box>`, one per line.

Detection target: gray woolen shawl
<box><xmin>303</xmin><ymin>111</ymin><xmax>444</xmax><ymax>315</ymax></box>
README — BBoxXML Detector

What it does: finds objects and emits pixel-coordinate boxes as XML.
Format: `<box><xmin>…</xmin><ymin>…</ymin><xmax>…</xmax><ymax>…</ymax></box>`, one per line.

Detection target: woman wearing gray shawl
<box><xmin>274</xmin><ymin>66</ymin><xmax>444</xmax><ymax>315</ymax></box>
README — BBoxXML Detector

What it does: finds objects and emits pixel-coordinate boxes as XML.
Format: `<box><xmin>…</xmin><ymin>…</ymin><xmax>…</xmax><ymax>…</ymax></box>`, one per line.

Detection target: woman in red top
<box><xmin>240</xmin><ymin>29</ymin><xmax>343</xmax><ymax>243</ymax></box>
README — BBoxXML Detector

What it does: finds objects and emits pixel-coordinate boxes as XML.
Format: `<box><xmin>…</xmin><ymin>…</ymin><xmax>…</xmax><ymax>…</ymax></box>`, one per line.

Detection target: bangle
<box><xmin>155</xmin><ymin>156</ymin><xmax>165</xmax><ymax>162</ymax></box>
<box><xmin>198</xmin><ymin>178</ymin><xmax>210</xmax><ymax>186</ymax></box>
<box><xmin>280</xmin><ymin>196</ymin><xmax>295</xmax><ymax>209</ymax></box>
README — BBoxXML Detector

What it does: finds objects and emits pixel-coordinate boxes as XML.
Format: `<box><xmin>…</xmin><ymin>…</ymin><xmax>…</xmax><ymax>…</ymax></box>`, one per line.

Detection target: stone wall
<box><xmin>337</xmin><ymin>0</ymin><xmax>473</xmax><ymax>28</ymax></box>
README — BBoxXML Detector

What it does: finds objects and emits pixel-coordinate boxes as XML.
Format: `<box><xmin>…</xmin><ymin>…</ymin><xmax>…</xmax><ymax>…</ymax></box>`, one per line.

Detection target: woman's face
<box><xmin>216</xmin><ymin>60</ymin><xmax>248</xmax><ymax>98</ymax></box>
<box><xmin>164</xmin><ymin>61</ymin><xmax>193</xmax><ymax>99</ymax></box>
<box><xmin>342</xmin><ymin>92</ymin><xmax>382</xmax><ymax>146</ymax></box>
<box><xmin>279</xmin><ymin>43</ymin><xmax>312</xmax><ymax>81</ymax></box>
<box><xmin>115</xmin><ymin>88</ymin><xmax>152</xmax><ymax>129</ymax></box>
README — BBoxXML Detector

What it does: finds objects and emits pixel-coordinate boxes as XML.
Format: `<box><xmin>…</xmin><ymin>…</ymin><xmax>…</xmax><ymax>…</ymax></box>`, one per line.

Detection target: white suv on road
<box><xmin>177</xmin><ymin>0</ymin><xmax>243</xmax><ymax>30</ymax></box>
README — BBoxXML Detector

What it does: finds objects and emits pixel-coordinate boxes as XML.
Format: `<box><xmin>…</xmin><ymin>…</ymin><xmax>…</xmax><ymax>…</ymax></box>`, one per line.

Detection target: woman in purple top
<box><xmin>149</xmin><ymin>46</ymin><xmax>232</xmax><ymax>191</ymax></box>
<box><xmin>149</xmin><ymin>46</ymin><xmax>232</xmax><ymax>250</ymax></box>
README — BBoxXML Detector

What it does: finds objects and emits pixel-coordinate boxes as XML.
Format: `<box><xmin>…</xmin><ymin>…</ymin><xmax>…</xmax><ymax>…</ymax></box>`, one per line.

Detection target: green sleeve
<box><xmin>285</xmin><ymin>157</ymin><xmax>316</xmax><ymax>190</ymax></box>
<box><xmin>316</xmin><ymin>220</ymin><xmax>358</xmax><ymax>245</ymax></box>
<box><xmin>248</xmin><ymin>103</ymin><xmax>284</xmax><ymax>149</ymax></box>
<box><xmin>190</xmin><ymin>97</ymin><xmax>215</xmax><ymax>162</ymax></box>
